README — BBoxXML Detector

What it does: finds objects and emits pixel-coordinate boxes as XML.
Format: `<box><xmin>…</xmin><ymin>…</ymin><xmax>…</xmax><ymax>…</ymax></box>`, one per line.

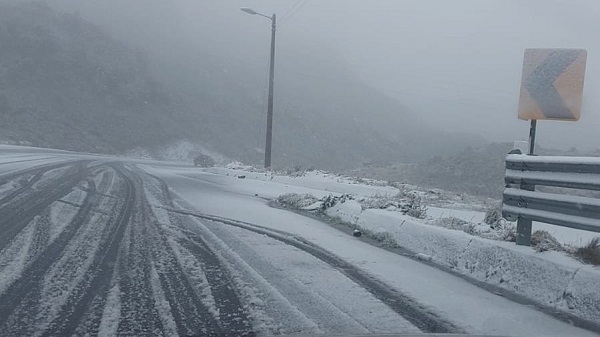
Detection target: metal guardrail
<box><xmin>502</xmin><ymin>153</ymin><xmax>600</xmax><ymax>246</ymax></box>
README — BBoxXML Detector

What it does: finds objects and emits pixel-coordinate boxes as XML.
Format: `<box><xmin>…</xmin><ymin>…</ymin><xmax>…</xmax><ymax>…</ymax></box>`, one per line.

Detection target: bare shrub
<box><xmin>574</xmin><ymin>237</ymin><xmax>600</xmax><ymax>265</ymax></box>
<box><xmin>531</xmin><ymin>230</ymin><xmax>563</xmax><ymax>252</ymax></box>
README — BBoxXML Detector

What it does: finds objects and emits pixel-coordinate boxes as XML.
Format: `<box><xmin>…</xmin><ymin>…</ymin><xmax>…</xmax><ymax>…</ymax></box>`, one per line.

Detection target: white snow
<box><xmin>141</xmin><ymin>180</ymin><xmax>172</xmax><ymax>226</ymax></box>
<box><xmin>1</xmin><ymin>147</ymin><xmax>599</xmax><ymax>337</ymax></box>
<box><xmin>207</xmin><ymin>221</ymin><xmax>420</xmax><ymax>334</ymax></box>
<box><xmin>181</xmin><ymin>213</ymin><xmax>320</xmax><ymax>335</ymax></box>
<box><xmin>149</xmin><ymin>263</ymin><xmax>179</xmax><ymax>337</ymax></box>
<box><xmin>506</xmin><ymin>169</ymin><xmax>600</xmax><ymax>187</ymax></box>
<box><xmin>429</xmin><ymin>203</ymin><xmax>599</xmax><ymax>247</ymax></box>
<box><xmin>532</xmin><ymin>221</ymin><xmax>599</xmax><ymax>247</ymax></box>
<box><xmin>503</xmin><ymin>205</ymin><xmax>600</xmax><ymax>231</ymax></box>
<box><xmin>430</xmin><ymin>205</ymin><xmax>599</xmax><ymax>247</ymax></box>
<box><xmin>507</xmin><ymin>154</ymin><xmax>600</xmax><ymax>165</ymax></box>
<box><xmin>145</xmin><ymin>164</ymin><xmax>600</xmax><ymax>337</ymax></box>
<box><xmin>48</xmin><ymin>188</ymin><xmax>87</xmax><ymax>243</ymax></box>
<box><xmin>0</xmin><ymin>178</ymin><xmax>20</xmax><ymax>195</ymax></box>
<box><xmin>427</xmin><ymin>206</ymin><xmax>486</xmax><ymax>223</ymax></box>
<box><xmin>505</xmin><ymin>188</ymin><xmax>600</xmax><ymax>208</ymax></box>
<box><xmin>328</xmin><ymin>199</ymin><xmax>600</xmax><ymax>324</ymax></box>
<box><xmin>0</xmin><ymin>221</ymin><xmax>36</xmax><ymax>296</ymax></box>
<box><xmin>167</xmin><ymin>238</ymin><xmax>220</xmax><ymax>320</ymax></box>
<box><xmin>187</xmin><ymin>166</ymin><xmax>398</xmax><ymax>198</ymax></box>
<box><xmin>37</xmin><ymin>203</ymin><xmax>116</xmax><ymax>331</ymax></box>
<box><xmin>0</xmin><ymin>158</ymin><xmax>68</xmax><ymax>178</ymax></box>
<box><xmin>98</xmin><ymin>284</ymin><xmax>122</xmax><ymax>337</ymax></box>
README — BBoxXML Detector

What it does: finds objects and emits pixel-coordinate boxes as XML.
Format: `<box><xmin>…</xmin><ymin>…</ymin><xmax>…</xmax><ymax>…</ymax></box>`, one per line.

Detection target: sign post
<box><xmin>514</xmin><ymin>48</ymin><xmax>587</xmax><ymax>245</ymax></box>
<box><xmin>528</xmin><ymin>120</ymin><xmax>537</xmax><ymax>155</ymax></box>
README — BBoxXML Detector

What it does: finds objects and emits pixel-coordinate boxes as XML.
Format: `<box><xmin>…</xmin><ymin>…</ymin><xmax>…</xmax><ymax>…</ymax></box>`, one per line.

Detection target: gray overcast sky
<box><xmin>51</xmin><ymin>0</ymin><xmax>600</xmax><ymax>150</ymax></box>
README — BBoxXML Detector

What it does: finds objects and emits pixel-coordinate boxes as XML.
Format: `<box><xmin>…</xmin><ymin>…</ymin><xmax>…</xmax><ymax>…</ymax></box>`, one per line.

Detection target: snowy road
<box><xmin>0</xmin><ymin>149</ymin><xmax>598</xmax><ymax>337</ymax></box>
<box><xmin>0</xmin><ymin>154</ymin><xmax>425</xmax><ymax>336</ymax></box>
<box><xmin>0</xmin><ymin>159</ymin><xmax>258</xmax><ymax>336</ymax></box>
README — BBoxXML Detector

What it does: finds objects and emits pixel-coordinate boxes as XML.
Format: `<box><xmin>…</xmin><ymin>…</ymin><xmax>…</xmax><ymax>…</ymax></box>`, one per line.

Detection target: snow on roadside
<box><xmin>147</xmin><ymin>164</ymin><xmax>600</xmax><ymax>337</ymax></box>
<box><xmin>149</xmin><ymin>162</ymin><xmax>595</xmax><ymax>252</ymax></box>
<box><xmin>207</xmin><ymin>163</ymin><xmax>497</xmax><ymax>208</ymax></box>
<box><xmin>220</xmin><ymin>166</ymin><xmax>600</xmax><ymax>325</ymax></box>
<box><xmin>201</xmin><ymin>166</ymin><xmax>399</xmax><ymax>197</ymax></box>
<box><xmin>321</xmin><ymin>199</ymin><xmax>600</xmax><ymax>325</ymax></box>
<box><xmin>428</xmin><ymin>206</ymin><xmax>485</xmax><ymax>223</ymax></box>
<box><xmin>427</xmin><ymin>206</ymin><xmax>600</xmax><ymax>247</ymax></box>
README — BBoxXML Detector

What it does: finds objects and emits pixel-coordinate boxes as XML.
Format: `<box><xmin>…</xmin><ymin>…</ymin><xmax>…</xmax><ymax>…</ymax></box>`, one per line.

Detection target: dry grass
<box><xmin>276</xmin><ymin>193</ymin><xmax>319</xmax><ymax>209</ymax></box>
<box><xmin>530</xmin><ymin>230</ymin><xmax>563</xmax><ymax>252</ymax></box>
<box><xmin>574</xmin><ymin>237</ymin><xmax>600</xmax><ymax>265</ymax></box>
<box><xmin>328</xmin><ymin>216</ymin><xmax>400</xmax><ymax>248</ymax></box>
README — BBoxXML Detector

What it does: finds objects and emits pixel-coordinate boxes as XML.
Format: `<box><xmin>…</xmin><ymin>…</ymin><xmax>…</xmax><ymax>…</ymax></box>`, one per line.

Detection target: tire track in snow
<box><xmin>112</xmin><ymin>165</ymin><xmax>165</xmax><ymax>336</ymax></box>
<box><xmin>27</xmin><ymin>178</ymin><xmax>95</xmax><ymax>263</ymax></box>
<box><xmin>0</xmin><ymin>172</ymin><xmax>41</xmax><ymax>207</ymax></box>
<box><xmin>39</xmin><ymin>164</ymin><xmax>143</xmax><ymax>337</ymax></box>
<box><xmin>148</xmin><ymin>221</ymin><xmax>223</xmax><ymax>336</ymax></box>
<box><xmin>164</xmin><ymin>209</ymin><xmax>465</xmax><ymax>334</ymax></box>
<box><xmin>144</xmin><ymin>171</ymin><xmax>255</xmax><ymax>337</ymax></box>
<box><xmin>0</xmin><ymin>160</ymin><xmax>83</xmax><ymax>207</ymax></box>
<box><xmin>0</xmin><ymin>162</ymin><xmax>90</xmax><ymax>252</ymax></box>
<box><xmin>26</xmin><ymin>209</ymin><xmax>52</xmax><ymax>263</ymax></box>
<box><xmin>0</xmin><ymin>159</ymin><xmax>81</xmax><ymax>186</ymax></box>
<box><xmin>0</xmin><ymin>168</ymin><xmax>96</xmax><ymax>335</ymax></box>
<box><xmin>197</xmin><ymin>221</ymin><xmax>421</xmax><ymax>335</ymax></box>
<box><xmin>0</xmin><ymin>156</ymin><xmax>59</xmax><ymax>166</ymax></box>
<box><xmin>1</xmin><ymin>162</ymin><xmax>255</xmax><ymax>336</ymax></box>
<box><xmin>175</xmin><ymin>231</ymin><xmax>255</xmax><ymax>336</ymax></box>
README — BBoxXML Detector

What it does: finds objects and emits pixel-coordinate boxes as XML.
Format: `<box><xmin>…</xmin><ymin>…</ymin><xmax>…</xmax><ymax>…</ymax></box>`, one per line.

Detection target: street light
<box><xmin>241</xmin><ymin>7</ymin><xmax>276</xmax><ymax>169</ymax></box>
<box><xmin>240</xmin><ymin>7</ymin><xmax>258</xmax><ymax>15</ymax></box>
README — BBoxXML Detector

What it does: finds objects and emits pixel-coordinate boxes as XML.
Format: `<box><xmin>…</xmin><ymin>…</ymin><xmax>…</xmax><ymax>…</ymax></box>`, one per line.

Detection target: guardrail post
<box><xmin>516</xmin><ymin>217</ymin><xmax>532</xmax><ymax>246</ymax></box>
<box><xmin>515</xmin><ymin>182</ymin><xmax>535</xmax><ymax>246</ymax></box>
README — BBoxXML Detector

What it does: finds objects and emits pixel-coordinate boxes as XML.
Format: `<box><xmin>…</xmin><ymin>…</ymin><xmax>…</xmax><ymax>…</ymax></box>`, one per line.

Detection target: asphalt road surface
<box><xmin>0</xmin><ymin>157</ymin><xmax>441</xmax><ymax>336</ymax></box>
<box><xmin>0</xmin><ymin>151</ymin><xmax>598</xmax><ymax>337</ymax></box>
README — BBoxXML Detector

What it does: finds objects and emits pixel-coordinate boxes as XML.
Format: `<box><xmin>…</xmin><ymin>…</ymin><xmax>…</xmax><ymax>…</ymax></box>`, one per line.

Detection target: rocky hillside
<box><xmin>0</xmin><ymin>3</ymin><xmax>477</xmax><ymax>170</ymax></box>
<box><xmin>0</xmin><ymin>3</ymin><xmax>192</xmax><ymax>153</ymax></box>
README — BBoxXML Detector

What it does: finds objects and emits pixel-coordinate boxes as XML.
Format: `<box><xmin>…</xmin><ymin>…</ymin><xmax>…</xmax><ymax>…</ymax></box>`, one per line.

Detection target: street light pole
<box><xmin>241</xmin><ymin>8</ymin><xmax>276</xmax><ymax>169</ymax></box>
<box><xmin>265</xmin><ymin>14</ymin><xmax>276</xmax><ymax>169</ymax></box>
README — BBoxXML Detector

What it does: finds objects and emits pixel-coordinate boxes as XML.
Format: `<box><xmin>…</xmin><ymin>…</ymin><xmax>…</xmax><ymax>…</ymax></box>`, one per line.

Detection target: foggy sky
<box><xmin>42</xmin><ymin>0</ymin><xmax>600</xmax><ymax>151</ymax></box>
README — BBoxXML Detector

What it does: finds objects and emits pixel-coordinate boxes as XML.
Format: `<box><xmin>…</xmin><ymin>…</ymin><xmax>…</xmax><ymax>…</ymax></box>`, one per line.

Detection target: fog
<box><xmin>36</xmin><ymin>0</ymin><xmax>600</xmax><ymax>151</ymax></box>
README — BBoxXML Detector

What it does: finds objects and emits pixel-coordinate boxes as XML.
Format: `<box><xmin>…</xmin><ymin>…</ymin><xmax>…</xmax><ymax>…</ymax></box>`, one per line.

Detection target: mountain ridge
<box><xmin>0</xmin><ymin>2</ymin><xmax>482</xmax><ymax>170</ymax></box>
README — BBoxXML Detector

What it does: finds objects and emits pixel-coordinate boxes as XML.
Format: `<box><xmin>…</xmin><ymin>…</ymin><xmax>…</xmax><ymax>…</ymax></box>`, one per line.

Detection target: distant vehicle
<box><xmin>193</xmin><ymin>154</ymin><xmax>215</xmax><ymax>167</ymax></box>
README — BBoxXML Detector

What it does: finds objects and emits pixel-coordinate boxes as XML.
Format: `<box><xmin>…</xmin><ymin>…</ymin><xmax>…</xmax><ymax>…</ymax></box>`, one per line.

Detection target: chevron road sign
<box><xmin>518</xmin><ymin>49</ymin><xmax>587</xmax><ymax>121</ymax></box>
